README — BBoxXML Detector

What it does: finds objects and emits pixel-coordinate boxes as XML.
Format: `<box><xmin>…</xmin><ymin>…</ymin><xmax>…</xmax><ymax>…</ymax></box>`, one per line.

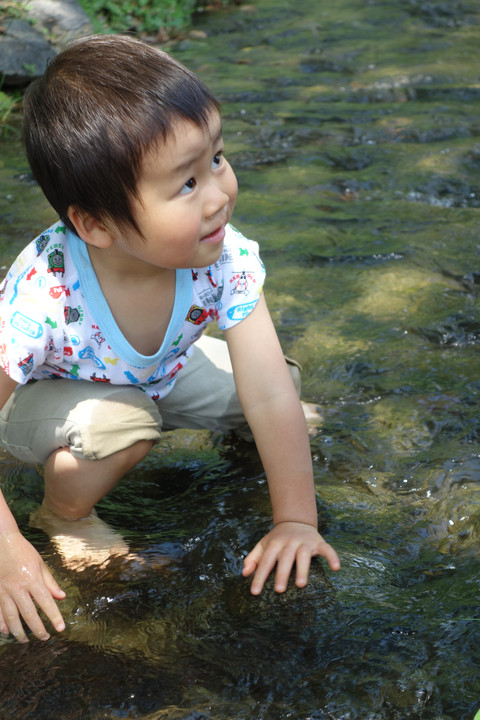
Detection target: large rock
<box><xmin>0</xmin><ymin>0</ymin><xmax>93</xmax><ymax>87</ymax></box>
<box><xmin>0</xmin><ymin>19</ymin><xmax>56</xmax><ymax>86</ymax></box>
<box><xmin>27</xmin><ymin>0</ymin><xmax>93</xmax><ymax>50</ymax></box>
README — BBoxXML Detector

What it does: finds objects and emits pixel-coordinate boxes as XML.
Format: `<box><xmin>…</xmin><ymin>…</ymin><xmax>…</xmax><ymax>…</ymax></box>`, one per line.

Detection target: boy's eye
<box><xmin>212</xmin><ymin>151</ymin><xmax>223</xmax><ymax>168</ymax></box>
<box><xmin>180</xmin><ymin>177</ymin><xmax>197</xmax><ymax>195</ymax></box>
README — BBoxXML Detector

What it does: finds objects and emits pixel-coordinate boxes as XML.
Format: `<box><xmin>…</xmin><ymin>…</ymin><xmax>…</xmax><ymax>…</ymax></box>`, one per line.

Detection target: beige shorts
<box><xmin>0</xmin><ymin>335</ymin><xmax>301</xmax><ymax>464</ymax></box>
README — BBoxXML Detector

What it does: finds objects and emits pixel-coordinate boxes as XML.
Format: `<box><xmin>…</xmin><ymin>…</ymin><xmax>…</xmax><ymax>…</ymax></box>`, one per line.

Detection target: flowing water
<box><xmin>1</xmin><ymin>0</ymin><xmax>480</xmax><ymax>717</ymax></box>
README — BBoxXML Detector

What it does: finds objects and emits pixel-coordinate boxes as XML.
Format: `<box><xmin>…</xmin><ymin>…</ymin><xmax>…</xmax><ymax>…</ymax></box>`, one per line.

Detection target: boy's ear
<box><xmin>67</xmin><ymin>207</ymin><xmax>115</xmax><ymax>249</ymax></box>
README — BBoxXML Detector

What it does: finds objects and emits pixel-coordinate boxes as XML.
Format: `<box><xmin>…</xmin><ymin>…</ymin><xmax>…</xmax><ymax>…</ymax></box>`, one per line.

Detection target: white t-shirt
<box><xmin>0</xmin><ymin>221</ymin><xmax>265</xmax><ymax>400</ymax></box>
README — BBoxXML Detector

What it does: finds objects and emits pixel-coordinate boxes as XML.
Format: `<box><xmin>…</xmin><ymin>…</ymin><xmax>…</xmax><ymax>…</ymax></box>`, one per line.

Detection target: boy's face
<box><xmin>112</xmin><ymin>110</ymin><xmax>238</xmax><ymax>270</ymax></box>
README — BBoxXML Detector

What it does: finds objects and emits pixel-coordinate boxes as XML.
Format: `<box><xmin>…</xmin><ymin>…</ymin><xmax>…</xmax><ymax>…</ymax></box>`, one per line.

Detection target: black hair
<box><xmin>23</xmin><ymin>34</ymin><xmax>220</xmax><ymax>237</ymax></box>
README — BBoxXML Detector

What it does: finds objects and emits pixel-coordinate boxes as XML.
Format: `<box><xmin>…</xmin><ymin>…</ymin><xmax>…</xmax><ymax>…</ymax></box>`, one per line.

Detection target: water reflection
<box><xmin>1</xmin><ymin>0</ymin><xmax>480</xmax><ymax>717</ymax></box>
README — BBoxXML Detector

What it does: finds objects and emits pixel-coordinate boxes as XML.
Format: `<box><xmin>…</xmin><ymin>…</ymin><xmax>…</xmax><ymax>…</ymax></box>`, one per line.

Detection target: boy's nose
<box><xmin>204</xmin><ymin>185</ymin><xmax>230</xmax><ymax>219</ymax></box>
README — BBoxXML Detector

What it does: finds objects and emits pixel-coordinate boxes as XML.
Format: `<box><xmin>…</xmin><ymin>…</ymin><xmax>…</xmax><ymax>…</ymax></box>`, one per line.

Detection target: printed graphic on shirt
<box><xmin>47</xmin><ymin>250</ymin><xmax>65</xmax><ymax>276</ymax></box>
<box><xmin>10</xmin><ymin>311</ymin><xmax>43</xmax><ymax>339</ymax></box>
<box><xmin>18</xmin><ymin>352</ymin><xmax>34</xmax><ymax>377</ymax></box>
<box><xmin>230</xmin><ymin>269</ymin><xmax>256</xmax><ymax>296</ymax></box>
<box><xmin>186</xmin><ymin>305</ymin><xmax>209</xmax><ymax>325</ymax></box>
<box><xmin>0</xmin><ymin>222</ymin><xmax>266</xmax><ymax>396</ymax></box>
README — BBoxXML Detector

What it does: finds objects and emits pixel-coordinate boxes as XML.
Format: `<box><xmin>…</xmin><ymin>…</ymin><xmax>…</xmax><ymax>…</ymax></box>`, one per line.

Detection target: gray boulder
<box><xmin>27</xmin><ymin>0</ymin><xmax>93</xmax><ymax>50</ymax></box>
<box><xmin>0</xmin><ymin>0</ymin><xmax>93</xmax><ymax>87</ymax></box>
<box><xmin>0</xmin><ymin>19</ymin><xmax>56</xmax><ymax>87</ymax></box>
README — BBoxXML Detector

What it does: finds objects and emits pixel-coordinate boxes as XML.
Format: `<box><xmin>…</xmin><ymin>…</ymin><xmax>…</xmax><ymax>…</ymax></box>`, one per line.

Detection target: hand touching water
<box><xmin>242</xmin><ymin>521</ymin><xmax>340</xmax><ymax>595</ymax></box>
<box><xmin>0</xmin><ymin>531</ymin><xmax>65</xmax><ymax>643</ymax></box>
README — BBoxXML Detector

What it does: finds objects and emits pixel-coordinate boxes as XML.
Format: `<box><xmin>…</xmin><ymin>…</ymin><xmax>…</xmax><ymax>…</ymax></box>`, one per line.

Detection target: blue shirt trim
<box><xmin>68</xmin><ymin>231</ymin><xmax>192</xmax><ymax>367</ymax></box>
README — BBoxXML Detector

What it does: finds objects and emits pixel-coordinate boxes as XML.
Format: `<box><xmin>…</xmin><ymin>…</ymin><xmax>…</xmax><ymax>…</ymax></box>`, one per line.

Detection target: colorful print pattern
<box><xmin>0</xmin><ymin>222</ymin><xmax>265</xmax><ymax>400</ymax></box>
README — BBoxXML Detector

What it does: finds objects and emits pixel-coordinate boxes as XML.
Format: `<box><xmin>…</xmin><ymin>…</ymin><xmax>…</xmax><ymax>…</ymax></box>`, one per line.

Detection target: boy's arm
<box><xmin>224</xmin><ymin>294</ymin><xmax>340</xmax><ymax>595</ymax></box>
<box><xmin>0</xmin><ymin>367</ymin><xmax>66</xmax><ymax>642</ymax></box>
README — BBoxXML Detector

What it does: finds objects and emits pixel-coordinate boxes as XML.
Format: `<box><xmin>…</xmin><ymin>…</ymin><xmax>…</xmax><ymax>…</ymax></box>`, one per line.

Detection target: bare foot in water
<box><xmin>29</xmin><ymin>503</ymin><xmax>141</xmax><ymax>571</ymax></box>
<box><xmin>301</xmin><ymin>402</ymin><xmax>323</xmax><ymax>435</ymax></box>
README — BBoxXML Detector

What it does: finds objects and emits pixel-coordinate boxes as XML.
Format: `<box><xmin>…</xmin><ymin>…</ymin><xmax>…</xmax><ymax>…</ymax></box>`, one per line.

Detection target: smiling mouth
<box><xmin>201</xmin><ymin>225</ymin><xmax>226</xmax><ymax>244</ymax></box>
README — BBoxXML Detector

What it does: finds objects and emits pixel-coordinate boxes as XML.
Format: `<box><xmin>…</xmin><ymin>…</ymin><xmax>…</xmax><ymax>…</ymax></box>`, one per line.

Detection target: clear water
<box><xmin>1</xmin><ymin>0</ymin><xmax>480</xmax><ymax>718</ymax></box>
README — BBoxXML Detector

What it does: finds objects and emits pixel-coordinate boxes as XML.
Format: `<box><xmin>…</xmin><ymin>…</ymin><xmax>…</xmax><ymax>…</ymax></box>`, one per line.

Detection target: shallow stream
<box><xmin>0</xmin><ymin>0</ymin><xmax>480</xmax><ymax>718</ymax></box>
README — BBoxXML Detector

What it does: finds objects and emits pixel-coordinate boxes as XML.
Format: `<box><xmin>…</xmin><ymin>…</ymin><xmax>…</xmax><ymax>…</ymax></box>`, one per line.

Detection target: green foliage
<box><xmin>0</xmin><ymin>3</ymin><xmax>27</xmax><ymax>138</ymax></box>
<box><xmin>77</xmin><ymin>0</ymin><xmax>197</xmax><ymax>35</ymax></box>
<box><xmin>0</xmin><ymin>88</ymin><xmax>21</xmax><ymax>138</ymax></box>
<box><xmin>0</xmin><ymin>1</ymin><xmax>32</xmax><ymax>22</ymax></box>
<box><xmin>0</xmin><ymin>0</ymin><xmax>237</xmax><ymax>136</ymax></box>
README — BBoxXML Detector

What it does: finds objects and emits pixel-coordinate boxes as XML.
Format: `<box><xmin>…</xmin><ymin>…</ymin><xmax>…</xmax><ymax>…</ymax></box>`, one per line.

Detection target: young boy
<box><xmin>0</xmin><ymin>34</ymin><xmax>340</xmax><ymax>644</ymax></box>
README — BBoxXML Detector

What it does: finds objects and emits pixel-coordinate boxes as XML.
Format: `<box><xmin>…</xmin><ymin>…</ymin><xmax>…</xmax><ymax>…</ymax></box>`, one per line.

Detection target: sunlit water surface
<box><xmin>0</xmin><ymin>0</ymin><xmax>480</xmax><ymax>718</ymax></box>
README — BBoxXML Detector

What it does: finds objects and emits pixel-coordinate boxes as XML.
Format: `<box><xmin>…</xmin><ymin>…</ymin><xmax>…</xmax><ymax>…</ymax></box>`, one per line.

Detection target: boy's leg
<box><xmin>0</xmin><ymin>380</ymin><xmax>162</xmax><ymax>567</ymax></box>
<box><xmin>0</xmin><ymin>379</ymin><xmax>162</xmax><ymax>465</ymax></box>
<box><xmin>43</xmin><ymin>440</ymin><xmax>154</xmax><ymax>520</ymax></box>
<box><xmin>31</xmin><ymin>440</ymin><xmax>154</xmax><ymax>569</ymax></box>
<box><xmin>156</xmin><ymin>334</ymin><xmax>307</xmax><ymax>435</ymax></box>
<box><xmin>156</xmin><ymin>334</ymin><xmax>248</xmax><ymax>434</ymax></box>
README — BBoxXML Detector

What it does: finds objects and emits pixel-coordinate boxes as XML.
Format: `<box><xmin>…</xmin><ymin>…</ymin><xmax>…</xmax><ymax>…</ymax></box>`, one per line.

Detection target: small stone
<box><xmin>188</xmin><ymin>29</ymin><xmax>208</xmax><ymax>39</ymax></box>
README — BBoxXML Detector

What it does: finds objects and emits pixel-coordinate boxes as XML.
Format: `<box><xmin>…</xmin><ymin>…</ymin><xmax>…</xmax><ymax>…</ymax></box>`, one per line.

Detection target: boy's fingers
<box><xmin>0</xmin><ymin>596</ymin><xmax>29</xmax><ymax>643</ymax></box>
<box><xmin>244</xmin><ymin>529</ymin><xmax>341</xmax><ymax>595</ymax></box>
<box><xmin>294</xmin><ymin>545</ymin><xmax>313</xmax><ymax>588</ymax></box>
<box><xmin>241</xmin><ymin>559</ymin><xmax>256</xmax><ymax>577</ymax></box>
<box><xmin>32</xmin><ymin>591</ymin><xmax>65</xmax><ymax>636</ymax></box>
<box><xmin>42</xmin><ymin>565</ymin><xmax>67</xmax><ymax>601</ymax></box>
<box><xmin>33</xmin><ymin>573</ymin><xmax>66</xmax><ymax>634</ymax></box>
<box><xmin>249</xmin><ymin>549</ymin><xmax>278</xmax><ymax>595</ymax></box>
<box><xmin>0</xmin><ymin>577</ymin><xmax>65</xmax><ymax>642</ymax></box>
<box><xmin>242</xmin><ymin>541</ymin><xmax>264</xmax><ymax>577</ymax></box>
<box><xmin>0</xmin><ymin>606</ymin><xmax>10</xmax><ymax>636</ymax></box>
<box><xmin>273</xmin><ymin>547</ymin><xmax>297</xmax><ymax>593</ymax></box>
<box><xmin>319</xmin><ymin>541</ymin><xmax>341</xmax><ymax>571</ymax></box>
<box><xmin>13</xmin><ymin>591</ymin><xmax>51</xmax><ymax>641</ymax></box>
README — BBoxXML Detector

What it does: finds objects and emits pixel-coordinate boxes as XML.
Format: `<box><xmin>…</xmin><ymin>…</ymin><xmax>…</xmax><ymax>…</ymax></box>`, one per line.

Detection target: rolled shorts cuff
<box><xmin>0</xmin><ymin>380</ymin><xmax>162</xmax><ymax>464</ymax></box>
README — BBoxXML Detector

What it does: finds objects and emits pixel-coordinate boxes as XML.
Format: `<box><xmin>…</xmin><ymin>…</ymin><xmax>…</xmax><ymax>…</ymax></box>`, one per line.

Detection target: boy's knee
<box><xmin>285</xmin><ymin>356</ymin><xmax>302</xmax><ymax>396</ymax></box>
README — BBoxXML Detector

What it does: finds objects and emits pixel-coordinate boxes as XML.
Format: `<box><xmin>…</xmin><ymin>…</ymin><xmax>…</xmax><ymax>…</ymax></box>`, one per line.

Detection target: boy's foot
<box><xmin>301</xmin><ymin>402</ymin><xmax>323</xmax><ymax>435</ymax></box>
<box><xmin>29</xmin><ymin>503</ymin><xmax>140</xmax><ymax>571</ymax></box>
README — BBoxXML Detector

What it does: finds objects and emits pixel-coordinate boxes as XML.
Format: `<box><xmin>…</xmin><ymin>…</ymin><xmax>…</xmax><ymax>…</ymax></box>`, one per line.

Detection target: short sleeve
<box><xmin>210</xmin><ymin>225</ymin><xmax>266</xmax><ymax>331</ymax></box>
<box><xmin>0</xmin><ymin>240</ymin><xmax>65</xmax><ymax>385</ymax></box>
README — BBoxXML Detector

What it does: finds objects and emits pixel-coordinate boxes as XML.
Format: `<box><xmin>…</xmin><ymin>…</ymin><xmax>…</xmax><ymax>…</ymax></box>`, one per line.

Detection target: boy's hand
<box><xmin>0</xmin><ymin>531</ymin><xmax>66</xmax><ymax>643</ymax></box>
<box><xmin>242</xmin><ymin>521</ymin><xmax>340</xmax><ymax>595</ymax></box>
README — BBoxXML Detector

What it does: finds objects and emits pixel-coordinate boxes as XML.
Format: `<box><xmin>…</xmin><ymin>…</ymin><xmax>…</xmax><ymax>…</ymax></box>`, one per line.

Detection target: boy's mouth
<box><xmin>200</xmin><ymin>225</ymin><xmax>225</xmax><ymax>244</ymax></box>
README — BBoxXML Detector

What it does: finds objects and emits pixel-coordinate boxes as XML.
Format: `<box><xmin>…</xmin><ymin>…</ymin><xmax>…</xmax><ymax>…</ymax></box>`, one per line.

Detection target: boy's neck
<box><xmin>86</xmin><ymin>243</ymin><xmax>173</xmax><ymax>282</ymax></box>
<box><xmin>85</xmin><ymin>244</ymin><xmax>177</xmax><ymax>357</ymax></box>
